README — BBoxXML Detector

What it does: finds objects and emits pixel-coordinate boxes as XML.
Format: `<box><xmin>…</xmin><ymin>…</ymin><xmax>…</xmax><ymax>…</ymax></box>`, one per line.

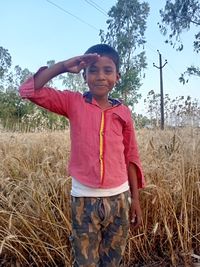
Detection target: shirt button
<box><xmin>100</xmin><ymin>155</ymin><xmax>103</xmax><ymax>160</ymax></box>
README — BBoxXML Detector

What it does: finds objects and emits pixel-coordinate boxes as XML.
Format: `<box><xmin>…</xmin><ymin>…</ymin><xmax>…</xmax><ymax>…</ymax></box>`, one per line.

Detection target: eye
<box><xmin>104</xmin><ymin>68</ymin><xmax>113</xmax><ymax>74</ymax></box>
<box><xmin>88</xmin><ymin>67</ymin><xmax>97</xmax><ymax>73</ymax></box>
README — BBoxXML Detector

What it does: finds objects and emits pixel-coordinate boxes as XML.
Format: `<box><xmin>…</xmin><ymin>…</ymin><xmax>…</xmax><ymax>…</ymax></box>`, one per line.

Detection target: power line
<box><xmin>89</xmin><ymin>0</ymin><xmax>107</xmax><ymax>13</ymax></box>
<box><xmin>84</xmin><ymin>0</ymin><xmax>108</xmax><ymax>16</ymax></box>
<box><xmin>146</xmin><ymin>43</ymin><xmax>159</xmax><ymax>55</ymax></box>
<box><xmin>83</xmin><ymin>0</ymin><xmax>169</xmax><ymax>64</ymax></box>
<box><xmin>166</xmin><ymin>62</ymin><xmax>194</xmax><ymax>93</ymax></box>
<box><xmin>46</xmin><ymin>0</ymin><xmax>186</xmax><ymax>93</ymax></box>
<box><xmin>46</xmin><ymin>0</ymin><xmax>99</xmax><ymax>31</ymax></box>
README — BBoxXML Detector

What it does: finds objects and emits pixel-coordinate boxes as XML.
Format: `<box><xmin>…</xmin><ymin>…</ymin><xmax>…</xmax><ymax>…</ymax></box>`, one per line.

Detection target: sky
<box><xmin>1</xmin><ymin>0</ymin><xmax>199</xmax><ymax>114</ymax></box>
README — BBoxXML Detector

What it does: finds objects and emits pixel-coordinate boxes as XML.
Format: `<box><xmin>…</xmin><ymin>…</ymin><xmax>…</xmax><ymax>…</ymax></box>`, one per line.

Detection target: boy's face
<box><xmin>84</xmin><ymin>56</ymin><xmax>120</xmax><ymax>99</ymax></box>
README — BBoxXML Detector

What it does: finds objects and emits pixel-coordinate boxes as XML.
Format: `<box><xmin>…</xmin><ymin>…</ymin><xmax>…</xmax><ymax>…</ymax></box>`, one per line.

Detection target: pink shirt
<box><xmin>19</xmin><ymin>69</ymin><xmax>145</xmax><ymax>189</ymax></box>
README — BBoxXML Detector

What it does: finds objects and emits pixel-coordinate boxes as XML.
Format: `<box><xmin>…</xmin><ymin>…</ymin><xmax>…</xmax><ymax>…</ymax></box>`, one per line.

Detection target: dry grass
<box><xmin>0</xmin><ymin>128</ymin><xmax>199</xmax><ymax>266</ymax></box>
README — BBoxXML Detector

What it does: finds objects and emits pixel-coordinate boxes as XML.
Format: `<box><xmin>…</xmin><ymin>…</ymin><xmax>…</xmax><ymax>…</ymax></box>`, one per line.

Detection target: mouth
<box><xmin>95</xmin><ymin>84</ymin><xmax>107</xmax><ymax>87</ymax></box>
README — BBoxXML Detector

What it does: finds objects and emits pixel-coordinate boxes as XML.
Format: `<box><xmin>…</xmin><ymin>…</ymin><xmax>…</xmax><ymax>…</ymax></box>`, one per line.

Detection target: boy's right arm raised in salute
<box><xmin>34</xmin><ymin>54</ymin><xmax>100</xmax><ymax>89</ymax></box>
<box><xmin>19</xmin><ymin>54</ymin><xmax>100</xmax><ymax>117</ymax></box>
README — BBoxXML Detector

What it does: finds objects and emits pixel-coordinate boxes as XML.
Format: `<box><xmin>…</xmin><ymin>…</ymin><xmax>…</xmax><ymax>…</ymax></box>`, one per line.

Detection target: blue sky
<box><xmin>1</xmin><ymin>0</ymin><xmax>199</xmax><ymax>114</ymax></box>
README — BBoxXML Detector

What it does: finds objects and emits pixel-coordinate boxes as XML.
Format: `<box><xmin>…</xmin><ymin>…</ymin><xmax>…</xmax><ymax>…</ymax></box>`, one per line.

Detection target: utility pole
<box><xmin>153</xmin><ymin>50</ymin><xmax>167</xmax><ymax>130</ymax></box>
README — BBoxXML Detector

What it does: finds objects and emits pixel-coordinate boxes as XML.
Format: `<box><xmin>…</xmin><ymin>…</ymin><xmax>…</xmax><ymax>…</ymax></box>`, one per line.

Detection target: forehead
<box><xmin>90</xmin><ymin>56</ymin><xmax>116</xmax><ymax>69</ymax></box>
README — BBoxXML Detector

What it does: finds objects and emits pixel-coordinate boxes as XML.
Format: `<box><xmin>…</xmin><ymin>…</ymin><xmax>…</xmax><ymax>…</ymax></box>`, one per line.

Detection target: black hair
<box><xmin>84</xmin><ymin>44</ymin><xmax>120</xmax><ymax>71</ymax></box>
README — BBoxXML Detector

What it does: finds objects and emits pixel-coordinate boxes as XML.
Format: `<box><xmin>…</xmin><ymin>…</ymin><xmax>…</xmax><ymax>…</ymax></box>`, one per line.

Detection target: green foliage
<box><xmin>159</xmin><ymin>0</ymin><xmax>200</xmax><ymax>81</ymax></box>
<box><xmin>0</xmin><ymin>90</ymin><xmax>33</xmax><ymax>129</ymax></box>
<box><xmin>100</xmin><ymin>0</ymin><xmax>149</xmax><ymax>107</ymax></box>
<box><xmin>59</xmin><ymin>72</ymin><xmax>87</xmax><ymax>93</ymax></box>
<box><xmin>179</xmin><ymin>66</ymin><xmax>200</xmax><ymax>84</ymax></box>
<box><xmin>44</xmin><ymin>60</ymin><xmax>87</xmax><ymax>92</ymax></box>
<box><xmin>0</xmin><ymin>90</ymin><xmax>68</xmax><ymax>131</ymax></box>
<box><xmin>0</xmin><ymin>46</ymin><xmax>12</xmax><ymax>81</ymax></box>
<box><xmin>133</xmin><ymin>112</ymin><xmax>151</xmax><ymax>129</ymax></box>
<box><xmin>144</xmin><ymin>90</ymin><xmax>200</xmax><ymax>127</ymax></box>
<box><xmin>159</xmin><ymin>0</ymin><xmax>200</xmax><ymax>50</ymax></box>
<box><xmin>0</xmin><ymin>46</ymin><xmax>32</xmax><ymax>92</ymax></box>
<box><xmin>21</xmin><ymin>106</ymin><xmax>68</xmax><ymax>132</ymax></box>
<box><xmin>144</xmin><ymin>90</ymin><xmax>161</xmax><ymax>126</ymax></box>
<box><xmin>7</xmin><ymin>65</ymin><xmax>32</xmax><ymax>91</ymax></box>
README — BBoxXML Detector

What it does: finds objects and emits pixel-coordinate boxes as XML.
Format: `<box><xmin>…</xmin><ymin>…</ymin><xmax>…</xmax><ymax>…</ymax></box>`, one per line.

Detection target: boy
<box><xmin>19</xmin><ymin>44</ymin><xmax>145</xmax><ymax>267</ymax></box>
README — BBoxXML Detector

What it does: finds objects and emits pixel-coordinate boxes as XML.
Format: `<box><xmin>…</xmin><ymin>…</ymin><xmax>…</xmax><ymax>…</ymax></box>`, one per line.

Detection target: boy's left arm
<box><xmin>128</xmin><ymin>163</ymin><xmax>142</xmax><ymax>229</ymax></box>
<box><xmin>122</xmin><ymin>108</ymin><xmax>144</xmax><ymax>229</ymax></box>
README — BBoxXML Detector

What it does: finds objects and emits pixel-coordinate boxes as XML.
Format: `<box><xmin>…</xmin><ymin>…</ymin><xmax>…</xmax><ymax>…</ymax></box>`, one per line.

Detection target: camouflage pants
<box><xmin>70</xmin><ymin>191</ymin><xmax>130</xmax><ymax>267</ymax></box>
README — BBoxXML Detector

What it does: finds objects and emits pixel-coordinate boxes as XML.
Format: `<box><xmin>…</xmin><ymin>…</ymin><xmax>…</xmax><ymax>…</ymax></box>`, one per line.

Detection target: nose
<box><xmin>96</xmin><ymin>70</ymin><xmax>105</xmax><ymax>80</ymax></box>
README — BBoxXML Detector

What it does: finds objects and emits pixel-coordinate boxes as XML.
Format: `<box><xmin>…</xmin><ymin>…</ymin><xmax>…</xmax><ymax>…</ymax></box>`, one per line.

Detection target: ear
<box><xmin>82</xmin><ymin>70</ymin><xmax>86</xmax><ymax>82</ymax></box>
<box><xmin>116</xmin><ymin>72</ymin><xmax>121</xmax><ymax>82</ymax></box>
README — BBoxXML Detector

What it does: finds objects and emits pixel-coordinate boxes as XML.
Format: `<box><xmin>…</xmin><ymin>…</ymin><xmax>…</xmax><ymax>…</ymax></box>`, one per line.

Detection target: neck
<box><xmin>93</xmin><ymin>96</ymin><xmax>111</xmax><ymax>109</ymax></box>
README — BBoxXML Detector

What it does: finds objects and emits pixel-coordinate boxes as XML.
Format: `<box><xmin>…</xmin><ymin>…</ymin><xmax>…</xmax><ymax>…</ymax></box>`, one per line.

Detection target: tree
<box><xmin>144</xmin><ymin>90</ymin><xmax>200</xmax><ymax>127</ymax></box>
<box><xmin>144</xmin><ymin>90</ymin><xmax>161</xmax><ymax>127</ymax></box>
<box><xmin>0</xmin><ymin>46</ymin><xmax>32</xmax><ymax>92</ymax></box>
<box><xmin>6</xmin><ymin>65</ymin><xmax>32</xmax><ymax>92</ymax></box>
<box><xmin>159</xmin><ymin>0</ymin><xmax>200</xmax><ymax>83</ymax></box>
<box><xmin>100</xmin><ymin>0</ymin><xmax>149</xmax><ymax>107</ymax></box>
<box><xmin>132</xmin><ymin>112</ymin><xmax>151</xmax><ymax>128</ymax></box>
<box><xmin>59</xmin><ymin>73</ymin><xmax>87</xmax><ymax>93</ymax></box>
<box><xmin>0</xmin><ymin>46</ymin><xmax>12</xmax><ymax>83</ymax></box>
<box><xmin>44</xmin><ymin>60</ymin><xmax>87</xmax><ymax>92</ymax></box>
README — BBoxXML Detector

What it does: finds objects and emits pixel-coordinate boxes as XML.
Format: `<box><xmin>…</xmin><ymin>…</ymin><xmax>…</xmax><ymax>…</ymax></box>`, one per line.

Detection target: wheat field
<box><xmin>0</xmin><ymin>128</ymin><xmax>199</xmax><ymax>266</ymax></box>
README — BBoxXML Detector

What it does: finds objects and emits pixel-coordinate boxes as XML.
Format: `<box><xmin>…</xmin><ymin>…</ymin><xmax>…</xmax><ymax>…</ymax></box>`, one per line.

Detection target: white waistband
<box><xmin>71</xmin><ymin>177</ymin><xmax>129</xmax><ymax>197</ymax></box>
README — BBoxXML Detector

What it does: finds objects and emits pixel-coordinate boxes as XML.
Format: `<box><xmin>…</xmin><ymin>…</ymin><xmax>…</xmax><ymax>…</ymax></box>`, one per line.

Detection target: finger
<box><xmin>81</xmin><ymin>53</ymin><xmax>100</xmax><ymax>63</ymax></box>
<box><xmin>131</xmin><ymin>216</ymin><xmax>142</xmax><ymax>229</ymax></box>
<box><xmin>131</xmin><ymin>216</ymin><xmax>136</xmax><ymax>224</ymax></box>
<box><xmin>82</xmin><ymin>53</ymin><xmax>99</xmax><ymax>58</ymax></box>
<box><xmin>130</xmin><ymin>208</ymin><xmax>136</xmax><ymax>222</ymax></box>
<box><xmin>79</xmin><ymin>61</ymin><xmax>86</xmax><ymax>69</ymax></box>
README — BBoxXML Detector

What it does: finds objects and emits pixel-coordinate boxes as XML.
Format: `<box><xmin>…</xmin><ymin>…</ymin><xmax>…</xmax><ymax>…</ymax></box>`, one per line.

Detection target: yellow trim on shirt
<box><xmin>99</xmin><ymin>111</ymin><xmax>105</xmax><ymax>182</ymax></box>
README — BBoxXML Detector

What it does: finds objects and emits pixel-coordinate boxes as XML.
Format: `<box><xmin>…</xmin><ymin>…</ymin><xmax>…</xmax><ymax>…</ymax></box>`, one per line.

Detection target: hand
<box><xmin>130</xmin><ymin>198</ymin><xmax>142</xmax><ymax>229</ymax></box>
<box><xmin>63</xmin><ymin>54</ymin><xmax>100</xmax><ymax>74</ymax></box>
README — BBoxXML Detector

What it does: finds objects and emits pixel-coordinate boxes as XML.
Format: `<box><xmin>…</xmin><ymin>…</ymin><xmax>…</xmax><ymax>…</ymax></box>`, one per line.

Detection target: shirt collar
<box><xmin>83</xmin><ymin>91</ymin><xmax>121</xmax><ymax>106</ymax></box>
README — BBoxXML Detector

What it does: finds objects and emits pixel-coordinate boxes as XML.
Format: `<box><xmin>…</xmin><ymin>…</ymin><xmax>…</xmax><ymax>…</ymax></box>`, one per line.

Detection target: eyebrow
<box><xmin>88</xmin><ymin>64</ymin><xmax>114</xmax><ymax>70</ymax></box>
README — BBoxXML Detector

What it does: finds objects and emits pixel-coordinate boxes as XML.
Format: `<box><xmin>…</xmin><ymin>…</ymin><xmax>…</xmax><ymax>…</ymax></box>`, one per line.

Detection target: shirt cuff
<box><xmin>19</xmin><ymin>66</ymin><xmax>48</xmax><ymax>98</ymax></box>
<box><xmin>129</xmin><ymin>160</ymin><xmax>145</xmax><ymax>189</ymax></box>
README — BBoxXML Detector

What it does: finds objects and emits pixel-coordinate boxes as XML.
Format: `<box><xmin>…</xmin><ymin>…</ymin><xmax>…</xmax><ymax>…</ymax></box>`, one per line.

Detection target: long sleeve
<box><xmin>19</xmin><ymin>68</ymin><xmax>80</xmax><ymax>118</ymax></box>
<box><xmin>123</xmin><ymin>111</ymin><xmax>145</xmax><ymax>189</ymax></box>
